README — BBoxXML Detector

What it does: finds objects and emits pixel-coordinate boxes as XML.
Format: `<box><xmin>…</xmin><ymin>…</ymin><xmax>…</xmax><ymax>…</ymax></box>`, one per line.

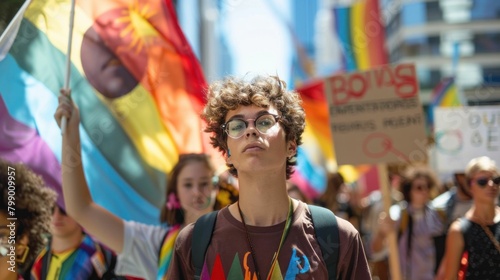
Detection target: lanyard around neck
<box><xmin>238</xmin><ymin>198</ymin><xmax>294</xmax><ymax>280</ymax></box>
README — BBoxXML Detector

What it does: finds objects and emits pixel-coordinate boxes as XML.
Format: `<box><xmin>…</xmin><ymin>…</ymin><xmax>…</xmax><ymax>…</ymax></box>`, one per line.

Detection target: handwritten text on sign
<box><xmin>325</xmin><ymin>64</ymin><xmax>427</xmax><ymax>166</ymax></box>
<box><xmin>434</xmin><ymin>106</ymin><xmax>500</xmax><ymax>172</ymax></box>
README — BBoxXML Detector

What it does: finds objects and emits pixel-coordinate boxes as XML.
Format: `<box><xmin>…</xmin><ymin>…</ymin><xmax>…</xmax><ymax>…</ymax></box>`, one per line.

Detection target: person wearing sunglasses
<box><xmin>166</xmin><ymin>75</ymin><xmax>371</xmax><ymax>279</ymax></box>
<box><xmin>371</xmin><ymin>164</ymin><xmax>444</xmax><ymax>280</ymax></box>
<box><xmin>433</xmin><ymin>172</ymin><xmax>473</xmax><ymax>280</ymax></box>
<box><xmin>442</xmin><ymin>156</ymin><xmax>500</xmax><ymax>280</ymax></box>
<box><xmin>0</xmin><ymin>158</ymin><xmax>56</xmax><ymax>280</ymax></box>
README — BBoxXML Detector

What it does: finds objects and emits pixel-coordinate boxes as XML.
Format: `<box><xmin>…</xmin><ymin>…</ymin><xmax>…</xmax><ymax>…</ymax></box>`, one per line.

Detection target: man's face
<box><xmin>50</xmin><ymin>207</ymin><xmax>81</xmax><ymax>238</ymax></box>
<box><xmin>224</xmin><ymin>105</ymin><xmax>294</xmax><ymax>176</ymax></box>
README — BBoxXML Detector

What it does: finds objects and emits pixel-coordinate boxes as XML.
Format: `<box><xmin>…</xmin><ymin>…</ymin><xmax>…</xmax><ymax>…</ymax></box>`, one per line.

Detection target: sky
<box><xmin>179</xmin><ymin>0</ymin><xmax>294</xmax><ymax>82</ymax></box>
<box><xmin>221</xmin><ymin>0</ymin><xmax>293</xmax><ymax>80</ymax></box>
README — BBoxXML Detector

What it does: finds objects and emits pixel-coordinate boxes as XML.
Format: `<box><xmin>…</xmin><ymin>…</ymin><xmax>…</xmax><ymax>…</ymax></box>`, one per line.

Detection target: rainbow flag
<box><xmin>431</xmin><ymin>77</ymin><xmax>461</xmax><ymax>107</ymax></box>
<box><xmin>334</xmin><ymin>0</ymin><xmax>387</xmax><ymax>71</ymax></box>
<box><xmin>291</xmin><ymin>0</ymin><xmax>387</xmax><ymax>197</ymax></box>
<box><xmin>293</xmin><ymin>80</ymin><xmax>370</xmax><ymax>197</ymax></box>
<box><xmin>292</xmin><ymin>80</ymin><xmax>331</xmax><ymax>197</ymax></box>
<box><xmin>157</xmin><ymin>224</ymin><xmax>180</xmax><ymax>280</ymax></box>
<box><xmin>0</xmin><ymin>0</ymin><xmax>218</xmax><ymax>224</ymax></box>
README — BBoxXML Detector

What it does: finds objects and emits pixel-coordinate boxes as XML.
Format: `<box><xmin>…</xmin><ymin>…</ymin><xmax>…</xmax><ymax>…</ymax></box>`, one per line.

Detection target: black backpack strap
<box><xmin>192</xmin><ymin>211</ymin><xmax>219</xmax><ymax>279</ymax></box>
<box><xmin>445</xmin><ymin>190</ymin><xmax>457</xmax><ymax>225</ymax></box>
<box><xmin>459</xmin><ymin>218</ymin><xmax>473</xmax><ymax>247</ymax></box>
<box><xmin>100</xmin><ymin>242</ymin><xmax>118</xmax><ymax>280</ymax></box>
<box><xmin>308</xmin><ymin>205</ymin><xmax>339</xmax><ymax>280</ymax></box>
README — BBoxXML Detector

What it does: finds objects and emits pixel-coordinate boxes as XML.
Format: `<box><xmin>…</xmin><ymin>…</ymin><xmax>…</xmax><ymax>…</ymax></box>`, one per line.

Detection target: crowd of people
<box><xmin>0</xmin><ymin>75</ymin><xmax>499</xmax><ymax>279</ymax></box>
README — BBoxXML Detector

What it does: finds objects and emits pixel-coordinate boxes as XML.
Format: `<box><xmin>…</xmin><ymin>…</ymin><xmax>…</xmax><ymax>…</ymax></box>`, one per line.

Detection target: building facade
<box><xmin>382</xmin><ymin>0</ymin><xmax>500</xmax><ymax>105</ymax></box>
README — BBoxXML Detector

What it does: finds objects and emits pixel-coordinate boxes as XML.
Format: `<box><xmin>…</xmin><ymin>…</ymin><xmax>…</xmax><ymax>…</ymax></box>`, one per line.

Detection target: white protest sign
<box><xmin>434</xmin><ymin>106</ymin><xmax>500</xmax><ymax>172</ymax></box>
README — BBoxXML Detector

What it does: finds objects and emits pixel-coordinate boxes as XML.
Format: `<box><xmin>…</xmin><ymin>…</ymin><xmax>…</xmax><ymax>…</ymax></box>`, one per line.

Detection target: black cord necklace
<box><xmin>237</xmin><ymin>198</ymin><xmax>293</xmax><ymax>280</ymax></box>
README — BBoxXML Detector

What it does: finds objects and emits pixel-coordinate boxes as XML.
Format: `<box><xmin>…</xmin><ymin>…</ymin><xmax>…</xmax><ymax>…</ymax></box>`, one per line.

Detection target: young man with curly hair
<box><xmin>167</xmin><ymin>75</ymin><xmax>371</xmax><ymax>279</ymax></box>
<box><xmin>0</xmin><ymin>158</ymin><xmax>56</xmax><ymax>280</ymax></box>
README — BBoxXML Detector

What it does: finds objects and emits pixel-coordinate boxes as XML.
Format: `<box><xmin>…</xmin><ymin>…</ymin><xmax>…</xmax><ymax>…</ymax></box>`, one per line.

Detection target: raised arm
<box><xmin>371</xmin><ymin>212</ymin><xmax>395</xmax><ymax>254</ymax></box>
<box><xmin>54</xmin><ymin>89</ymin><xmax>125</xmax><ymax>253</ymax></box>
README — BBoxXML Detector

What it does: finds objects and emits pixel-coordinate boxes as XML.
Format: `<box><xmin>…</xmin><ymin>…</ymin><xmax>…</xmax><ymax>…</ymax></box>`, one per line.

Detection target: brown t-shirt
<box><xmin>167</xmin><ymin>201</ymin><xmax>371</xmax><ymax>279</ymax></box>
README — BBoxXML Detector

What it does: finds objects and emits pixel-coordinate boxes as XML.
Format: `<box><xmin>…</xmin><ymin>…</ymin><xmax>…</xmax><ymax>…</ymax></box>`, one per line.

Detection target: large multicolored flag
<box><xmin>0</xmin><ymin>0</ymin><xmax>218</xmax><ymax>224</ymax></box>
<box><xmin>291</xmin><ymin>0</ymin><xmax>387</xmax><ymax>197</ymax></box>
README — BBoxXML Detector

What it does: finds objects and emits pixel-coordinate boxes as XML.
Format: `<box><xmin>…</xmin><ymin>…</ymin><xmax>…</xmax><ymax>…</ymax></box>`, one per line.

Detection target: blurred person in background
<box><xmin>371</xmin><ymin>164</ymin><xmax>444</xmax><ymax>280</ymax></box>
<box><xmin>30</xmin><ymin>204</ymin><xmax>128</xmax><ymax>279</ymax></box>
<box><xmin>315</xmin><ymin>171</ymin><xmax>359</xmax><ymax>229</ymax></box>
<box><xmin>442</xmin><ymin>156</ymin><xmax>500</xmax><ymax>280</ymax></box>
<box><xmin>433</xmin><ymin>172</ymin><xmax>473</xmax><ymax>279</ymax></box>
<box><xmin>0</xmin><ymin>158</ymin><xmax>56</xmax><ymax>280</ymax></box>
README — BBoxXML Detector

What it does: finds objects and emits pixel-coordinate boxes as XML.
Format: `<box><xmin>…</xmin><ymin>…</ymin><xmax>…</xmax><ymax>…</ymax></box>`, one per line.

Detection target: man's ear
<box><xmin>287</xmin><ymin>141</ymin><xmax>297</xmax><ymax>158</ymax></box>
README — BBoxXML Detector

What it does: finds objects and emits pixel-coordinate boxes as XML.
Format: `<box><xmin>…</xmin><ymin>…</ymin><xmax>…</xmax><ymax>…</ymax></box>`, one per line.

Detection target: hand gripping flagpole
<box><xmin>61</xmin><ymin>0</ymin><xmax>76</xmax><ymax>135</ymax></box>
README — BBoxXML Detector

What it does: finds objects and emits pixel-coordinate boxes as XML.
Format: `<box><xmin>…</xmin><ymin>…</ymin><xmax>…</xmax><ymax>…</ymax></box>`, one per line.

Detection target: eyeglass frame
<box><xmin>473</xmin><ymin>176</ymin><xmax>500</xmax><ymax>188</ymax></box>
<box><xmin>221</xmin><ymin>113</ymin><xmax>282</xmax><ymax>139</ymax></box>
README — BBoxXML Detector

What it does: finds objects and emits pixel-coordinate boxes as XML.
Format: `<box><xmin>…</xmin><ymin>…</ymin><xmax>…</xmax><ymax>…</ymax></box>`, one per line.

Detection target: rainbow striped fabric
<box><xmin>30</xmin><ymin>234</ymin><xmax>107</xmax><ymax>280</ymax></box>
<box><xmin>292</xmin><ymin>0</ymin><xmax>387</xmax><ymax>196</ymax></box>
<box><xmin>157</xmin><ymin>224</ymin><xmax>181</xmax><ymax>280</ymax></box>
<box><xmin>0</xmin><ymin>0</ymin><xmax>217</xmax><ymax>224</ymax></box>
<box><xmin>431</xmin><ymin>77</ymin><xmax>461</xmax><ymax>107</ymax></box>
<box><xmin>334</xmin><ymin>0</ymin><xmax>387</xmax><ymax>72</ymax></box>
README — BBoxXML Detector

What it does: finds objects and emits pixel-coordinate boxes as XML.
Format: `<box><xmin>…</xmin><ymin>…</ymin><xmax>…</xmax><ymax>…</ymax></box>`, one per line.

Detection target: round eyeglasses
<box><xmin>221</xmin><ymin>114</ymin><xmax>281</xmax><ymax>139</ymax></box>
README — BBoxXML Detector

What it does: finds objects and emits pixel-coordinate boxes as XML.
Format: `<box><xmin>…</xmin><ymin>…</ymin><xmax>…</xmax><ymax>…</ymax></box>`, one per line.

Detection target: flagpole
<box><xmin>61</xmin><ymin>0</ymin><xmax>76</xmax><ymax>134</ymax></box>
<box><xmin>451</xmin><ymin>41</ymin><xmax>466</xmax><ymax>106</ymax></box>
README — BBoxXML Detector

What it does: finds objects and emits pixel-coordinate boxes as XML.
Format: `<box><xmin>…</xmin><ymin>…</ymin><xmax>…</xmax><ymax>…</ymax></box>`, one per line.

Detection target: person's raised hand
<box><xmin>54</xmin><ymin>88</ymin><xmax>80</xmax><ymax>137</ymax></box>
<box><xmin>377</xmin><ymin>211</ymin><xmax>396</xmax><ymax>237</ymax></box>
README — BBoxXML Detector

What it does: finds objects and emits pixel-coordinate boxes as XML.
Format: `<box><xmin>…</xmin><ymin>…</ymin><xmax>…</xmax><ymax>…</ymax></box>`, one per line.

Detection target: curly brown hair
<box><xmin>202</xmin><ymin>75</ymin><xmax>306</xmax><ymax>179</ymax></box>
<box><xmin>0</xmin><ymin>158</ymin><xmax>56</xmax><ymax>271</ymax></box>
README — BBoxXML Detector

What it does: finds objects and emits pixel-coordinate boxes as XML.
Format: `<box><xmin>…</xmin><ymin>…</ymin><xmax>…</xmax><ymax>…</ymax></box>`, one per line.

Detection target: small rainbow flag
<box><xmin>0</xmin><ymin>0</ymin><xmax>219</xmax><ymax>224</ymax></box>
<box><xmin>334</xmin><ymin>0</ymin><xmax>387</xmax><ymax>71</ymax></box>
<box><xmin>431</xmin><ymin>77</ymin><xmax>461</xmax><ymax>107</ymax></box>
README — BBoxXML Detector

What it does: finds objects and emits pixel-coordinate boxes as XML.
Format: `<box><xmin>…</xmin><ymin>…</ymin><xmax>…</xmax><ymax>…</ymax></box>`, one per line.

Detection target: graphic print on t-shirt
<box><xmin>199</xmin><ymin>247</ymin><xmax>312</xmax><ymax>280</ymax></box>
